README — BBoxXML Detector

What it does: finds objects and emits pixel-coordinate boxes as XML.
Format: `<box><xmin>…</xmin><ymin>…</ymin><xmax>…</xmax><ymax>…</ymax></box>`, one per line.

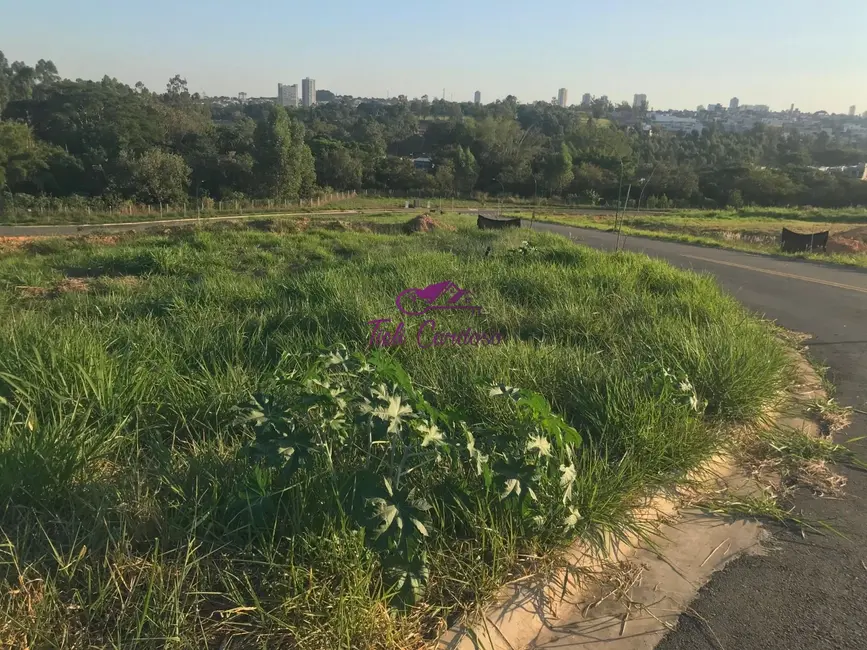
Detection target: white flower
<box><xmin>489</xmin><ymin>383</ymin><xmax>520</xmax><ymax>398</ymax></box>
<box><xmin>563</xmin><ymin>506</ymin><xmax>583</xmax><ymax>531</ymax></box>
<box><xmin>464</xmin><ymin>427</ymin><xmax>476</xmax><ymax>456</ymax></box>
<box><xmin>417</xmin><ymin>422</ymin><xmax>445</xmax><ymax>447</ymax></box>
<box><xmin>373</xmin><ymin>395</ymin><xmax>413</xmax><ymax>434</ymax></box>
<box><xmin>321</xmin><ymin>349</ymin><xmax>349</xmax><ymax>368</ymax></box>
<box><xmin>526</xmin><ymin>435</ymin><xmax>552</xmax><ymax>458</ymax></box>
<box><xmin>559</xmin><ymin>463</ymin><xmax>577</xmax><ymax>503</ymax></box>
<box><xmin>463</xmin><ymin>427</ymin><xmax>488</xmax><ymax>475</ymax></box>
<box><xmin>689</xmin><ymin>393</ymin><xmax>700</xmax><ymax>412</ymax></box>
<box><xmin>679</xmin><ymin>379</ymin><xmax>694</xmax><ymax>393</ymax></box>
<box><xmin>500</xmin><ymin>478</ymin><xmax>522</xmax><ymax>500</ymax></box>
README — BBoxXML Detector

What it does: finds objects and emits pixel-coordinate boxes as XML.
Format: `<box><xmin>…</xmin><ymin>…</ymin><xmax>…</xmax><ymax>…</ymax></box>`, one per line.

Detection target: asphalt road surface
<box><xmin>528</xmin><ymin>221</ymin><xmax>867</xmax><ymax>650</ymax></box>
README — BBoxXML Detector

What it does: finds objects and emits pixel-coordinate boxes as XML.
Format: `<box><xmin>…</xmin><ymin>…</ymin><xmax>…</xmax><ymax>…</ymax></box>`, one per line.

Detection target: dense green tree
<box><xmin>543</xmin><ymin>143</ymin><xmax>574</xmax><ymax>195</ymax></box>
<box><xmin>252</xmin><ymin>106</ymin><xmax>315</xmax><ymax>199</ymax></box>
<box><xmin>2</xmin><ymin>51</ymin><xmax>867</xmax><ymax>209</ymax></box>
<box><xmin>0</xmin><ymin>51</ymin><xmax>59</xmax><ymax>113</ymax></box>
<box><xmin>125</xmin><ymin>148</ymin><xmax>191</xmax><ymax>204</ymax></box>
<box><xmin>433</xmin><ymin>159</ymin><xmax>456</xmax><ymax>194</ymax></box>
<box><xmin>312</xmin><ymin>139</ymin><xmax>363</xmax><ymax>190</ymax></box>
<box><xmin>454</xmin><ymin>145</ymin><xmax>479</xmax><ymax>195</ymax></box>
<box><xmin>0</xmin><ymin>121</ymin><xmax>46</xmax><ymax>189</ymax></box>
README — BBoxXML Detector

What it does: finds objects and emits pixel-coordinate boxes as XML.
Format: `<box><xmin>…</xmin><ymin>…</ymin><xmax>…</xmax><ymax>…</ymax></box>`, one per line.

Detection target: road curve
<box><xmin>528</xmin><ymin>221</ymin><xmax>867</xmax><ymax>650</ymax></box>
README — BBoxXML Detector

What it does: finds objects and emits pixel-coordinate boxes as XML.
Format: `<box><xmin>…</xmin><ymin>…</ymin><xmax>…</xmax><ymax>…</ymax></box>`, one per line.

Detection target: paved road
<box><xmin>528</xmin><ymin>221</ymin><xmax>867</xmax><ymax>650</ymax></box>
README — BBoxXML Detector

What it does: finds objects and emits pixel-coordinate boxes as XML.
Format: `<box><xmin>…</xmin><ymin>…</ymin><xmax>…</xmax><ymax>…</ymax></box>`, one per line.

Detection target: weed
<box><xmin>0</xmin><ymin>222</ymin><xmax>791</xmax><ymax>647</ymax></box>
<box><xmin>806</xmin><ymin>398</ymin><xmax>853</xmax><ymax>435</ymax></box>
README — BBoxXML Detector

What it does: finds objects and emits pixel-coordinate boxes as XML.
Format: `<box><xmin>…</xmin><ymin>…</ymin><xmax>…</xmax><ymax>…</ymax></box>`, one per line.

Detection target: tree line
<box><xmin>2</xmin><ymin>52</ymin><xmax>867</xmax><ymax>210</ymax></box>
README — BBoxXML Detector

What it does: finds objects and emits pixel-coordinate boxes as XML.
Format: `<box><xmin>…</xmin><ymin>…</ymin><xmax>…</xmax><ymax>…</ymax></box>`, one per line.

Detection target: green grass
<box><xmin>0</xmin><ymin>218</ymin><xmax>791</xmax><ymax>648</ymax></box>
<box><xmin>537</xmin><ymin>210</ymin><xmax>867</xmax><ymax>269</ymax></box>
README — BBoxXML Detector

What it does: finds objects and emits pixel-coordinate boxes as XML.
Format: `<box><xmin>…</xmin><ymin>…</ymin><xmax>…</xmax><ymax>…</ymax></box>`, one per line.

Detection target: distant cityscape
<box><xmin>210</xmin><ymin>80</ymin><xmax>867</xmax><ymax>145</ymax></box>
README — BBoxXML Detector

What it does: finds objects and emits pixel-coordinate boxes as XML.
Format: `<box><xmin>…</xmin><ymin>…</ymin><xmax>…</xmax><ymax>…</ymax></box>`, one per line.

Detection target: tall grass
<box><xmin>0</xmin><ymin>222</ymin><xmax>790</xmax><ymax>648</ymax></box>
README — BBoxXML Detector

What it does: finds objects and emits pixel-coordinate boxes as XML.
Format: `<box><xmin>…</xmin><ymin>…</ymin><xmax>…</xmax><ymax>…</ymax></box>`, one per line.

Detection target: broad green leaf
<box><xmin>369</xmin><ymin>497</ymin><xmax>399</xmax><ymax>536</ymax></box>
<box><xmin>411</xmin><ymin>518</ymin><xmax>429</xmax><ymax>537</ymax></box>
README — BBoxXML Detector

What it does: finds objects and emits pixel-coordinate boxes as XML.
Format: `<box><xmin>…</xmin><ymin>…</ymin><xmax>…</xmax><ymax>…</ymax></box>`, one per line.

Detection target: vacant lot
<box><xmin>538</xmin><ymin>207</ymin><xmax>867</xmax><ymax>268</ymax></box>
<box><xmin>0</xmin><ymin>219</ymin><xmax>790</xmax><ymax>648</ymax></box>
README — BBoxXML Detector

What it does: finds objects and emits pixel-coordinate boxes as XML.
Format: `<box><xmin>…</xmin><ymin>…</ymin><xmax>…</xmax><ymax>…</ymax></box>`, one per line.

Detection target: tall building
<box><xmin>474</xmin><ymin>90</ymin><xmax>481</xmax><ymax>105</ymax></box>
<box><xmin>302</xmin><ymin>78</ymin><xmax>316</xmax><ymax>107</ymax></box>
<box><xmin>633</xmin><ymin>93</ymin><xmax>647</xmax><ymax>111</ymax></box>
<box><xmin>729</xmin><ymin>97</ymin><xmax>739</xmax><ymax>110</ymax></box>
<box><xmin>849</xmin><ymin>105</ymin><xmax>857</xmax><ymax>116</ymax></box>
<box><xmin>238</xmin><ymin>92</ymin><xmax>247</xmax><ymax>104</ymax></box>
<box><xmin>557</xmin><ymin>88</ymin><xmax>568</xmax><ymax>107</ymax></box>
<box><xmin>278</xmin><ymin>83</ymin><xmax>299</xmax><ymax>108</ymax></box>
<box><xmin>581</xmin><ymin>93</ymin><xmax>592</xmax><ymax>107</ymax></box>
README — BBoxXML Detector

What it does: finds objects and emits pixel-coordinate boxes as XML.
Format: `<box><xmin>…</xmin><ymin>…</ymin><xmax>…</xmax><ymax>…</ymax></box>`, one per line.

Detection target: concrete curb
<box><xmin>437</xmin><ymin>347</ymin><xmax>824</xmax><ymax>650</ymax></box>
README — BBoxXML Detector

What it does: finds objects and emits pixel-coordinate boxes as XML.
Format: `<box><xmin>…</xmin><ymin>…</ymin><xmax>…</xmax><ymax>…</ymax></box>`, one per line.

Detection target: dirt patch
<box><xmin>2</xmin><ymin>234</ymin><xmax>124</xmax><ymax>254</ymax></box>
<box><xmin>826</xmin><ymin>237</ymin><xmax>867</xmax><ymax>254</ymax></box>
<box><xmin>320</xmin><ymin>219</ymin><xmax>370</xmax><ymax>232</ymax></box>
<box><xmin>99</xmin><ymin>275</ymin><xmax>142</xmax><ymax>290</ymax></box>
<box><xmin>404</xmin><ymin>214</ymin><xmax>456</xmax><ymax>233</ymax></box>
<box><xmin>0</xmin><ymin>236</ymin><xmax>38</xmax><ymax>252</ymax></box>
<box><xmin>826</xmin><ymin>226</ymin><xmax>867</xmax><ymax>254</ymax></box>
<box><xmin>56</xmin><ymin>278</ymin><xmax>90</xmax><ymax>294</ymax></box>
<box><xmin>243</xmin><ymin>217</ymin><xmax>376</xmax><ymax>234</ymax></box>
<box><xmin>15</xmin><ymin>285</ymin><xmax>50</xmax><ymax>298</ymax></box>
<box><xmin>16</xmin><ymin>277</ymin><xmax>92</xmax><ymax>299</ymax></box>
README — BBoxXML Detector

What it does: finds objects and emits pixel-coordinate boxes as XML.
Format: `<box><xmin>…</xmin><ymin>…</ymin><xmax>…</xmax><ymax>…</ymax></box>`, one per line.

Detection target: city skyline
<box><xmin>2</xmin><ymin>0</ymin><xmax>864</xmax><ymax>114</ymax></box>
<box><xmin>252</xmin><ymin>82</ymin><xmax>861</xmax><ymax>117</ymax></box>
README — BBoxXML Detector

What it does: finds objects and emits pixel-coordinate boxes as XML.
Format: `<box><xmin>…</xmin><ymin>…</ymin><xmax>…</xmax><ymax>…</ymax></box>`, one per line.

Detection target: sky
<box><xmin>1</xmin><ymin>0</ymin><xmax>865</xmax><ymax>114</ymax></box>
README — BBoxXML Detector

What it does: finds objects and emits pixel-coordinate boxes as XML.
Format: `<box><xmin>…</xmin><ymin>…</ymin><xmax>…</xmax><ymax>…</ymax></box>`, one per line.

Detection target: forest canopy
<box><xmin>2</xmin><ymin>52</ymin><xmax>866</xmax><ymax>209</ymax></box>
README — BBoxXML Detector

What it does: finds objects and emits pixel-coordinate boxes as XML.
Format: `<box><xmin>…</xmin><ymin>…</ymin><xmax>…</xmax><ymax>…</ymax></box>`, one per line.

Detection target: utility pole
<box><xmin>616</xmin><ymin>184</ymin><xmax>632</xmax><ymax>251</ymax></box>
<box><xmin>614</xmin><ymin>159</ymin><xmax>625</xmax><ymax>238</ymax></box>
<box><xmin>531</xmin><ymin>175</ymin><xmax>538</xmax><ymax>229</ymax></box>
<box><xmin>494</xmin><ymin>178</ymin><xmax>505</xmax><ymax>216</ymax></box>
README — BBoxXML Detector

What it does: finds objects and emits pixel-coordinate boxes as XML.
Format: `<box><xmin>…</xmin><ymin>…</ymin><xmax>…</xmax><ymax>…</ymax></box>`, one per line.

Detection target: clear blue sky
<box><xmin>1</xmin><ymin>0</ymin><xmax>864</xmax><ymax>113</ymax></box>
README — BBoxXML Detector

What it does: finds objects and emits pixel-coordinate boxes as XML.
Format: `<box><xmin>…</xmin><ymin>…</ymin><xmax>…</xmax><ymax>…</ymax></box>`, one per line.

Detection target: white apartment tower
<box><xmin>302</xmin><ymin>78</ymin><xmax>316</xmax><ymax>107</ymax></box>
<box><xmin>557</xmin><ymin>88</ymin><xmax>568</xmax><ymax>107</ymax></box>
<box><xmin>278</xmin><ymin>83</ymin><xmax>299</xmax><ymax>108</ymax></box>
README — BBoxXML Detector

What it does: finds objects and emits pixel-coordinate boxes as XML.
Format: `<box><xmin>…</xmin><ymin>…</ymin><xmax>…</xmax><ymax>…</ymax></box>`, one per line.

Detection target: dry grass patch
<box><xmin>404</xmin><ymin>214</ymin><xmax>456</xmax><ymax>234</ymax></box>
